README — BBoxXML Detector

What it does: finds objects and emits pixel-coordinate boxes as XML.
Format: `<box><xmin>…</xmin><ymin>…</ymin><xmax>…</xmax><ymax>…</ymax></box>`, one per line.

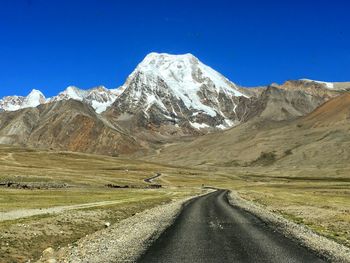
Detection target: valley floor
<box><xmin>0</xmin><ymin>145</ymin><xmax>349</xmax><ymax>262</ymax></box>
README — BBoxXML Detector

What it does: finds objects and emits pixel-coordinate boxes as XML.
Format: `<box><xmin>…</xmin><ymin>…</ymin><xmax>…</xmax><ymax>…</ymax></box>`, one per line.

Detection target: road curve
<box><xmin>144</xmin><ymin>173</ymin><xmax>162</xmax><ymax>183</ymax></box>
<box><xmin>138</xmin><ymin>190</ymin><xmax>326</xmax><ymax>263</ymax></box>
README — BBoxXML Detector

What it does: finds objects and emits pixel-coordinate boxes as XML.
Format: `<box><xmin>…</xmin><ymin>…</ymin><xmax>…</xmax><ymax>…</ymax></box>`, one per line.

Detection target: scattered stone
<box><xmin>39</xmin><ymin>247</ymin><xmax>56</xmax><ymax>263</ymax></box>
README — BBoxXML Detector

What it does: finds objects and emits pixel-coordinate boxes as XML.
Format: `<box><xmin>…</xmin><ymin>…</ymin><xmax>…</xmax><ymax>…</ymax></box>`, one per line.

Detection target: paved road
<box><xmin>144</xmin><ymin>173</ymin><xmax>162</xmax><ymax>183</ymax></box>
<box><xmin>138</xmin><ymin>190</ymin><xmax>326</xmax><ymax>263</ymax></box>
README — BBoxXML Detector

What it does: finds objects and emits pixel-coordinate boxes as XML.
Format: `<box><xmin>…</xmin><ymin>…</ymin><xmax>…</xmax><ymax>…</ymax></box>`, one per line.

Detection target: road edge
<box><xmin>37</xmin><ymin>190</ymin><xmax>213</xmax><ymax>263</ymax></box>
<box><xmin>227</xmin><ymin>190</ymin><xmax>350</xmax><ymax>263</ymax></box>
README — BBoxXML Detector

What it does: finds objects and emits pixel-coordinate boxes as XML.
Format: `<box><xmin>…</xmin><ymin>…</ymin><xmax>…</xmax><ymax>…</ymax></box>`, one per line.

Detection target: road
<box><xmin>144</xmin><ymin>173</ymin><xmax>162</xmax><ymax>183</ymax></box>
<box><xmin>138</xmin><ymin>190</ymin><xmax>326</xmax><ymax>263</ymax></box>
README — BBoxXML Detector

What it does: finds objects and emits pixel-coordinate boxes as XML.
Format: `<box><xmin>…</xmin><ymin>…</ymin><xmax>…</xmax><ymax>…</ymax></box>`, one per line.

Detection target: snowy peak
<box><xmin>54</xmin><ymin>86</ymin><xmax>86</xmax><ymax>101</ymax></box>
<box><xmin>137</xmin><ymin>52</ymin><xmax>198</xmax><ymax>73</ymax></box>
<box><xmin>0</xmin><ymin>89</ymin><xmax>47</xmax><ymax>112</ymax></box>
<box><xmin>0</xmin><ymin>86</ymin><xmax>125</xmax><ymax>113</ymax></box>
<box><xmin>50</xmin><ymin>86</ymin><xmax>121</xmax><ymax>113</ymax></box>
<box><xmin>0</xmin><ymin>95</ymin><xmax>25</xmax><ymax>112</ymax></box>
<box><xmin>23</xmin><ymin>89</ymin><xmax>46</xmax><ymax>107</ymax></box>
<box><xmin>115</xmin><ymin>52</ymin><xmax>250</xmax><ymax>131</ymax></box>
<box><xmin>132</xmin><ymin>52</ymin><xmax>245</xmax><ymax>97</ymax></box>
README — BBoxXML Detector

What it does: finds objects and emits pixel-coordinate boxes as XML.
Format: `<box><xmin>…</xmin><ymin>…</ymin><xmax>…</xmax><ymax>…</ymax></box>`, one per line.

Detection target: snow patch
<box><xmin>145</xmin><ymin>94</ymin><xmax>168</xmax><ymax>112</ymax></box>
<box><xmin>216</xmin><ymin>119</ymin><xmax>236</xmax><ymax>130</ymax></box>
<box><xmin>301</xmin><ymin>79</ymin><xmax>334</xmax><ymax>89</ymax></box>
<box><xmin>216</xmin><ymin>124</ymin><xmax>227</xmax><ymax>130</ymax></box>
<box><xmin>190</xmin><ymin>122</ymin><xmax>210</xmax><ymax>129</ymax></box>
<box><xmin>91</xmin><ymin>100</ymin><xmax>114</xmax><ymax>114</ymax></box>
<box><xmin>224</xmin><ymin>119</ymin><xmax>235</xmax><ymax>127</ymax></box>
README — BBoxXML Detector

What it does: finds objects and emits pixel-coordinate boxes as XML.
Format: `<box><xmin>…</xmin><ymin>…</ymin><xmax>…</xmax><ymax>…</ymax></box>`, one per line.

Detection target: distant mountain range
<box><xmin>0</xmin><ymin>86</ymin><xmax>123</xmax><ymax>114</ymax></box>
<box><xmin>0</xmin><ymin>52</ymin><xmax>349</xmax><ymax>160</ymax></box>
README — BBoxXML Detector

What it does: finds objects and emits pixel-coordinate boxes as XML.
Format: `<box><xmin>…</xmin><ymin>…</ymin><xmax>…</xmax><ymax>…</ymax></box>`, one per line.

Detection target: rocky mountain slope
<box><xmin>251</xmin><ymin>85</ymin><xmax>327</xmax><ymax>121</ymax></box>
<box><xmin>275</xmin><ymin>79</ymin><xmax>347</xmax><ymax>98</ymax></box>
<box><xmin>144</xmin><ymin>93</ymin><xmax>350</xmax><ymax>167</ymax></box>
<box><xmin>0</xmin><ymin>100</ymin><xmax>140</xmax><ymax>155</ymax></box>
<box><xmin>106</xmin><ymin>53</ymin><xmax>252</xmax><ymax>135</ymax></box>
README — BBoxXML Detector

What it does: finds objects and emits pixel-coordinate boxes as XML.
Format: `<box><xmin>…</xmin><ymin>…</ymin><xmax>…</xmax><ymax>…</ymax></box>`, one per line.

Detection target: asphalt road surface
<box><xmin>138</xmin><ymin>190</ymin><xmax>326</xmax><ymax>263</ymax></box>
<box><xmin>144</xmin><ymin>173</ymin><xmax>162</xmax><ymax>183</ymax></box>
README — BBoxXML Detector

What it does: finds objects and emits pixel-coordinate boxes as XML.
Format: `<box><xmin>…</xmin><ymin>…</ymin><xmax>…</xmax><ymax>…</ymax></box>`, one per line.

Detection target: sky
<box><xmin>0</xmin><ymin>0</ymin><xmax>349</xmax><ymax>98</ymax></box>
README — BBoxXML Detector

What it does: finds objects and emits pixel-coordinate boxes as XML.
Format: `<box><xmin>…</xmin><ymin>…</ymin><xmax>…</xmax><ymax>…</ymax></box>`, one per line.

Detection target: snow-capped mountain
<box><xmin>1</xmin><ymin>52</ymin><xmax>349</xmax><ymax>157</ymax></box>
<box><xmin>2</xmin><ymin>52</ymin><xmax>346</xmax><ymax>134</ymax></box>
<box><xmin>0</xmin><ymin>86</ymin><xmax>123</xmax><ymax>114</ymax></box>
<box><xmin>111</xmin><ymin>52</ymin><xmax>250</xmax><ymax>131</ymax></box>
<box><xmin>49</xmin><ymin>86</ymin><xmax>121</xmax><ymax>113</ymax></box>
<box><xmin>0</xmin><ymin>89</ymin><xmax>46</xmax><ymax>112</ymax></box>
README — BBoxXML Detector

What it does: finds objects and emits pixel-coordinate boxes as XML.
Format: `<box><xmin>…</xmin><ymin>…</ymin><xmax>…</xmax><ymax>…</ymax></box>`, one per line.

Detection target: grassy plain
<box><xmin>0</xmin><ymin>145</ymin><xmax>202</xmax><ymax>262</ymax></box>
<box><xmin>0</xmin><ymin>145</ymin><xmax>349</xmax><ymax>262</ymax></box>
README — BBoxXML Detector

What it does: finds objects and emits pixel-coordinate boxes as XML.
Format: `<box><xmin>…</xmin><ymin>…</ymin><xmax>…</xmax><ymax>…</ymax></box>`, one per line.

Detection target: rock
<box><xmin>39</xmin><ymin>247</ymin><xmax>56</xmax><ymax>263</ymax></box>
<box><xmin>104</xmin><ymin>222</ymin><xmax>111</xmax><ymax>228</ymax></box>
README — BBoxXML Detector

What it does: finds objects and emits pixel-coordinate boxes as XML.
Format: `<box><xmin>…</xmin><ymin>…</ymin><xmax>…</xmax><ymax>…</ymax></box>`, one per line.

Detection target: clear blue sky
<box><xmin>0</xmin><ymin>0</ymin><xmax>349</xmax><ymax>97</ymax></box>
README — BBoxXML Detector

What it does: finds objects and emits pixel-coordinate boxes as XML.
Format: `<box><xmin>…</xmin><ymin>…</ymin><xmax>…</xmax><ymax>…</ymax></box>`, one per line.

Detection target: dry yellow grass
<box><xmin>0</xmin><ymin>145</ymin><xmax>203</xmax><ymax>262</ymax></box>
<box><xmin>0</xmin><ymin>145</ymin><xmax>349</xmax><ymax>262</ymax></box>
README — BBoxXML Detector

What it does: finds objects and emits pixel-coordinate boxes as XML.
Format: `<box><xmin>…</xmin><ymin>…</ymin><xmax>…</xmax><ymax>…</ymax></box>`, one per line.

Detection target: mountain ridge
<box><xmin>1</xmin><ymin>52</ymin><xmax>347</xmax><ymax>120</ymax></box>
<box><xmin>0</xmin><ymin>99</ymin><xmax>141</xmax><ymax>155</ymax></box>
<box><xmin>0</xmin><ymin>52</ymin><xmax>349</xmax><ymax>157</ymax></box>
<box><xmin>0</xmin><ymin>86</ymin><xmax>124</xmax><ymax>114</ymax></box>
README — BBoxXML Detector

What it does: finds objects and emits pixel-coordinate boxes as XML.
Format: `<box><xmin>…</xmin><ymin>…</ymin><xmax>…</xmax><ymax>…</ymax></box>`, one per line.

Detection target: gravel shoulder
<box><xmin>228</xmin><ymin>191</ymin><xmax>350</xmax><ymax>263</ymax></box>
<box><xmin>37</xmin><ymin>191</ymin><xmax>210</xmax><ymax>263</ymax></box>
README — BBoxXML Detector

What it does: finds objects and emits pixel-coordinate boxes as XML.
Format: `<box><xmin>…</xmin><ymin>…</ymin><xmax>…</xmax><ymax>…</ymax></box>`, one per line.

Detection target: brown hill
<box><xmin>0</xmin><ymin>100</ymin><xmax>141</xmax><ymax>155</ymax></box>
<box><xmin>301</xmin><ymin>93</ymin><xmax>350</xmax><ymax>127</ymax></box>
<box><xmin>252</xmin><ymin>86</ymin><xmax>327</xmax><ymax>121</ymax></box>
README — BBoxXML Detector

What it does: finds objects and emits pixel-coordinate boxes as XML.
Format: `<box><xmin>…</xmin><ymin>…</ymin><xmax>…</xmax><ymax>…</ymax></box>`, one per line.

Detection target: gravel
<box><xmin>228</xmin><ymin>191</ymin><xmax>350</xmax><ymax>263</ymax></box>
